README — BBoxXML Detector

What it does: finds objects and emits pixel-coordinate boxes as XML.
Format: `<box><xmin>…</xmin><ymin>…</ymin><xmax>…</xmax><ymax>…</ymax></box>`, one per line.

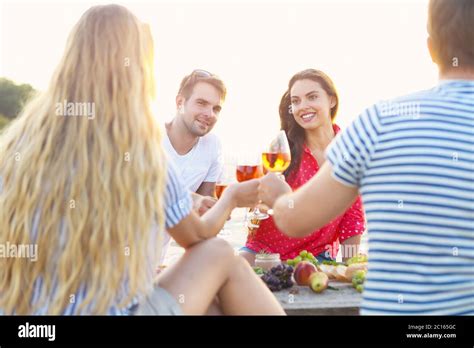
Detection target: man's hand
<box><xmin>192</xmin><ymin>193</ymin><xmax>217</xmax><ymax>216</ymax></box>
<box><xmin>225</xmin><ymin>179</ymin><xmax>260</xmax><ymax>208</ymax></box>
<box><xmin>258</xmin><ymin>173</ymin><xmax>292</xmax><ymax>208</ymax></box>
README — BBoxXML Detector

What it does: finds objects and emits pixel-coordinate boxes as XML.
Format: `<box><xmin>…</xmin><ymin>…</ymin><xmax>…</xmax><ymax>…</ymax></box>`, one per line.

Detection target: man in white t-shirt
<box><xmin>161</xmin><ymin>70</ymin><xmax>227</xmax><ymax>262</ymax></box>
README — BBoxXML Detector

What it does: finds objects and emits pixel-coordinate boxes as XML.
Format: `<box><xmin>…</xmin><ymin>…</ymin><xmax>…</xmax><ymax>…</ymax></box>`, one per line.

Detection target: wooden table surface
<box><xmin>273</xmin><ymin>281</ymin><xmax>362</xmax><ymax>315</ymax></box>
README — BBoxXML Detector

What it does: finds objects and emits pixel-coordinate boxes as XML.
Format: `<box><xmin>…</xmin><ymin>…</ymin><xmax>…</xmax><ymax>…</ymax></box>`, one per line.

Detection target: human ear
<box><xmin>427</xmin><ymin>36</ymin><xmax>438</xmax><ymax>64</ymax></box>
<box><xmin>176</xmin><ymin>95</ymin><xmax>185</xmax><ymax>113</ymax></box>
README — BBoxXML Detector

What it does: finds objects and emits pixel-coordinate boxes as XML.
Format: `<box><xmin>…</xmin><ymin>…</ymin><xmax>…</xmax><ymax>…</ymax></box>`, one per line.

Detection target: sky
<box><xmin>0</xmin><ymin>0</ymin><xmax>437</xmax><ymax>158</ymax></box>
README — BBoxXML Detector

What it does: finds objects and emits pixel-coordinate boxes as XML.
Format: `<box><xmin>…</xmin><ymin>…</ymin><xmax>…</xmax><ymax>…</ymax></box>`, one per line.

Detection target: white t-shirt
<box><xmin>162</xmin><ymin>131</ymin><xmax>223</xmax><ymax>192</ymax></box>
<box><xmin>160</xmin><ymin>128</ymin><xmax>223</xmax><ymax>264</ymax></box>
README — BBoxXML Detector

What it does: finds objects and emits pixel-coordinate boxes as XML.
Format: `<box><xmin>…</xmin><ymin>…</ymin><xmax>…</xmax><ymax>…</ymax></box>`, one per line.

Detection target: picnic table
<box><xmin>165</xmin><ymin>212</ymin><xmax>365</xmax><ymax>315</ymax></box>
<box><xmin>273</xmin><ymin>281</ymin><xmax>362</xmax><ymax>315</ymax></box>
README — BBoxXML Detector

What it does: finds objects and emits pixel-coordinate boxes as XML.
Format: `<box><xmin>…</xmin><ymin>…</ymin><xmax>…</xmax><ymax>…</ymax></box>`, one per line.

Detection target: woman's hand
<box><xmin>258</xmin><ymin>173</ymin><xmax>292</xmax><ymax>208</ymax></box>
<box><xmin>171</xmin><ymin>181</ymin><xmax>259</xmax><ymax>248</ymax></box>
<box><xmin>194</xmin><ymin>195</ymin><xmax>217</xmax><ymax>216</ymax></box>
<box><xmin>191</xmin><ymin>192</ymin><xmax>217</xmax><ymax>216</ymax></box>
<box><xmin>224</xmin><ymin>179</ymin><xmax>260</xmax><ymax>208</ymax></box>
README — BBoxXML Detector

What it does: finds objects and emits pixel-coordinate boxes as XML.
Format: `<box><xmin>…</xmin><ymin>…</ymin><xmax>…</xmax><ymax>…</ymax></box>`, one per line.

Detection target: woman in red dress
<box><xmin>240</xmin><ymin>69</ymin><xmax>366</xmax><ymax>264</ymax></box>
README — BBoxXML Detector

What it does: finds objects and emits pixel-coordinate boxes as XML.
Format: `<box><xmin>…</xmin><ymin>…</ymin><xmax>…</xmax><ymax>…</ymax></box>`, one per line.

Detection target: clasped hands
<box><xmin>193</xmin><ymin>173</ymin><xmax>292</xmax><ymax>216</ymax></box>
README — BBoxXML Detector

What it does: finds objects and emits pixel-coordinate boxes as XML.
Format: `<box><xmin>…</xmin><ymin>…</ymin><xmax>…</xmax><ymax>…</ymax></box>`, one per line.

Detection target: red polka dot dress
<box><xmin>245</xmin><ymin>124</ymin><xmax>366</xmax><ymax>260</ymax></box>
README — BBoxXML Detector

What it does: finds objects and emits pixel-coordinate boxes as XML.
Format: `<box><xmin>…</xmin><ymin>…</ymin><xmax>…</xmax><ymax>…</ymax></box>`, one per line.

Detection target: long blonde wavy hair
<box><xmin>0</xmin><ymin>4</ymin><xmax>167</xmax><ymax>314</ymax></box>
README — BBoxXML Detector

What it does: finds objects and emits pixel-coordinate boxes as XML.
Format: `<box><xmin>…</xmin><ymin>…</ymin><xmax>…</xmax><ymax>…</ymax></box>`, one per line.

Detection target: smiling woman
<box><xmin>240</xmin><ymin>69</ymin><xmax>366</xmax><ymax>265</ymax></box>
<box><xmin>284</xmin><ymin>69</ymin><xmax>339</xmax><ymax>176</ymax></box>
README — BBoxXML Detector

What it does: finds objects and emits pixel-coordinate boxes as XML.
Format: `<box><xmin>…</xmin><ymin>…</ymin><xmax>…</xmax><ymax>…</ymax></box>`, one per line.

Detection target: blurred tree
<box><xmin>0</xmin><ymin>78</ymin><xmax>36</xmax><ymax>119</ymax></box>
<box><xmin>0</xmin><ymin>113</ymin><xmax>9</xmax><ymax>130</ymax></box>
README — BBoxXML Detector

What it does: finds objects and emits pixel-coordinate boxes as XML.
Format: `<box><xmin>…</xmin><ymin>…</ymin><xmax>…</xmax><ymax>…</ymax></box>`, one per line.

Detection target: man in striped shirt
<box><xmin>258</xmin><ymin>0</ymin><xmax>473</xmax><ymax>315</ymax></box>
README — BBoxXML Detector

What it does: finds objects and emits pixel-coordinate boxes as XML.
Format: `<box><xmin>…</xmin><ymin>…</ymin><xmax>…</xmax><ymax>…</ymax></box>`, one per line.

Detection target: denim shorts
<box><xmin>239</xmin><ymin>246</ymin><xmax>256</xmax><ymax>254</ymax></box>
<box><xmin>130</xmin><ymin>285</ymin><xmax>183</xmax><ymax>315</ymax></box>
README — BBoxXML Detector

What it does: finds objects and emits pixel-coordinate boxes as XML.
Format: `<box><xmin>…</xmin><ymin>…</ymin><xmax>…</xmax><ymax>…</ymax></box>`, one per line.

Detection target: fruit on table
<box><xmin>352</xmin><ymin>269</ymin><xmax>367</xmax><ymax>293</ymax></box>
<box><xmin>352</xmin><ymin>269</ymin><xmax>366</xmax><ymax>285</ymax></box>
<box><xmin>321</xmin><ymin>260</ymin><xmax>342</xmax><ymax>266</ymax></box>
<box><xmin>345</xmin><ymin>262</ymin><xmax>368</xmax><ymax>279</ymax></box>
<box><xmin>286</xmin><ymin>250</ymin><xmax>319</xmax><ymax>267</ymax></box>
<box><xmin>309</xmin><ymin>272</ymin><xmax>329</xmax><ymax>293</ymax></box>
<box><xmin>345</xmin><ymin>254</ymin><xmax>368</xmax><ymax>286</ymax></box>
<box><xmin>346</xmin><ymin>254</ymin><xmax>368</xmax><ymax>265</ymax></box>
<box><xmin>293</xmin><ymin>261</ymin><xmax>317</xmax><ymax>286</ymax></box>
<box><xmin>261</xmin><ymin>264</ymin><xmax>294</xmax><ymax>292</ymax></box>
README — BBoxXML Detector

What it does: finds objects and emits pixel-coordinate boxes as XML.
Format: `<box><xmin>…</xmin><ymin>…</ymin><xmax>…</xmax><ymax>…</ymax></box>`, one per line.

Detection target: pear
<box><xmin>309</xmin><ymin>272</ymin><xmax>329</xmax><ymax>293</ymax></box>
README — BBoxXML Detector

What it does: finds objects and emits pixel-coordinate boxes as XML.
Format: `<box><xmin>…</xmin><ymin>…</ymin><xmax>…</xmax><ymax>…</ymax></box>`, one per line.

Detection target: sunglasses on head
<box><xmin>191</xmin><ymin>69</ymin><xmax>212</xmax><ymax>78</ymax></box>
<box><xmin>179</xmin><ymin>69</ymin><xmax>217</xmax><ymax>96</ymax></box>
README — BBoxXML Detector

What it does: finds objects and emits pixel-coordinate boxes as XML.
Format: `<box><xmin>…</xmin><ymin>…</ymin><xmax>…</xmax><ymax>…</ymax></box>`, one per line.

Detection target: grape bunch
<box><xmin>286</xmin><ymin>250</ymin><xmax>319</xmax><ymax>267</ymax></box>
<box><xmin>261</xmin><ymin>264</ymin><xmax>294</xmax><ymax>292</ymax></box>
<box><xmin>352</xmin><ymin>269</ymin><xmax>367</xmax><ymax>293</ymax></box>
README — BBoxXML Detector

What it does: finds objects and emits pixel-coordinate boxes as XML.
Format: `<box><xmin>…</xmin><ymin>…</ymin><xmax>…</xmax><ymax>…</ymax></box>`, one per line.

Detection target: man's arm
<box><xmin>196</xmin><ymin>181</ymin><xmax>216</xmax><ymax>197</ymax></box>
<box><xmin>270</xmin><ymin>162</ymin><xmax>359</xmax><ymax>238</ymax></box>
<box><xmin>264</xmin><ymin>106</ymin><xmax>377</xmax><ymax>240</ymax></box>
<box><xmin>197</xmin><ymin>135</ymin><xmax>222</xmax><ymax>198</ymax></box>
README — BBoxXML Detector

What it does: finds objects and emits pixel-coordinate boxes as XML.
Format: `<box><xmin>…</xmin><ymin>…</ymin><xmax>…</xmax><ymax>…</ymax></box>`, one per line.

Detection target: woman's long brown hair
<box><xmin>280</xmin><ymin>69</ymin><xmax>339</xmax><ymax>178</ymax></box>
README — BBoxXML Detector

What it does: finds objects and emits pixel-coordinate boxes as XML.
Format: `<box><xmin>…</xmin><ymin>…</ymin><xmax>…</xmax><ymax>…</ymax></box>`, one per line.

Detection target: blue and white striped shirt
<box><xmin>326</xmin><ymin>80</ymin><xmax>474</xmax><ymax>315</ymax></box>
<box><xmin>1</xmin><ymin>160</ymin><xmax>192</xmax><ymax>315</ymax></box>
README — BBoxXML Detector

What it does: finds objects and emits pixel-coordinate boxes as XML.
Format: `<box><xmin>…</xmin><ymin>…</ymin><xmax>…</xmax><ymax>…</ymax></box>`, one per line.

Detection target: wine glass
<box><xmin>261</xmin><ymin>130</ymin><xmax>291</xmax><ymax>214</ymax></box>
<box><xmin>236</xmin><ymin>153</ymin><xmax>268</xmax><ymax>227</ymax></box>
<box><xmin>215</xmin><ymin>163</ymin><xmax>235</xmax><ymax>237</ymax></box>
<box><xmin>262</xmin><ymin>130</ymin><xmax>291</xmax><ymax>175</ymax></box>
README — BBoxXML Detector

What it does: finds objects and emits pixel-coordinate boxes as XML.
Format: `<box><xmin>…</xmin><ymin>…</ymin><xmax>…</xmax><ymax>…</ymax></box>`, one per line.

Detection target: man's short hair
<box><xmin>428</xmin><ymin>0</ymin><xmax>474</xmax><ymax>72</ymax></box>
<box><xmin>178</xmin><ymin>70</ymin><xmax>227</xmax><ymax>101</ymax></box>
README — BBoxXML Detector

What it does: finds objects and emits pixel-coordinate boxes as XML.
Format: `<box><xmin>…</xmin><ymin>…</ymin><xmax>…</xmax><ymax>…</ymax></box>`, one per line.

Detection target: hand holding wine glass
<box><xmin>225</xmin><ymin>179</ymin><xmax>261</xmax><ymax>208</ymax></box>
<box><xmin>215</xmin><ymin>163</ymin><xmax>235</xmax><ymax>200</ymax></box>
<box><xmin>258</xmin><ymin>172</ymin><xmax>292</xmax><ymax>209</ymax></box>
<box><xmin>261</xmin><ymin>130</ymin><xmax>292</xmax><ymax>214</ymax></box>
<box><xmin>235</xmin><ymin>153</ymin><xmax>268</xmax><ymax>226</ymax></box>
<box><xmin>215</xmin><ymin>163</ymin><xmax>237</xmax><ymax>236</ymax></box>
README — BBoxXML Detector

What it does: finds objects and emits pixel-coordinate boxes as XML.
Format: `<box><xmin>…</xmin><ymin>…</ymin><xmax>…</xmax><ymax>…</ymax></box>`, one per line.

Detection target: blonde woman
<box><xmin>0</xmin><ymin>5</ymin><xmax>284</xmax><ymax>315</ymax></box>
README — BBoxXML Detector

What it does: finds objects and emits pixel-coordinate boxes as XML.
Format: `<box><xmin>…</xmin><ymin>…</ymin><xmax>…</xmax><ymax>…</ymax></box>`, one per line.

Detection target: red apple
<box><xmin>309</xmin><ymin>272</ymin><xmax>329</xmax><ymax>293</ymax></box>
<box><xmin>293</xmin><ymin>261</ymin><xmax>317</xmax><ymax>286</ymax></box>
